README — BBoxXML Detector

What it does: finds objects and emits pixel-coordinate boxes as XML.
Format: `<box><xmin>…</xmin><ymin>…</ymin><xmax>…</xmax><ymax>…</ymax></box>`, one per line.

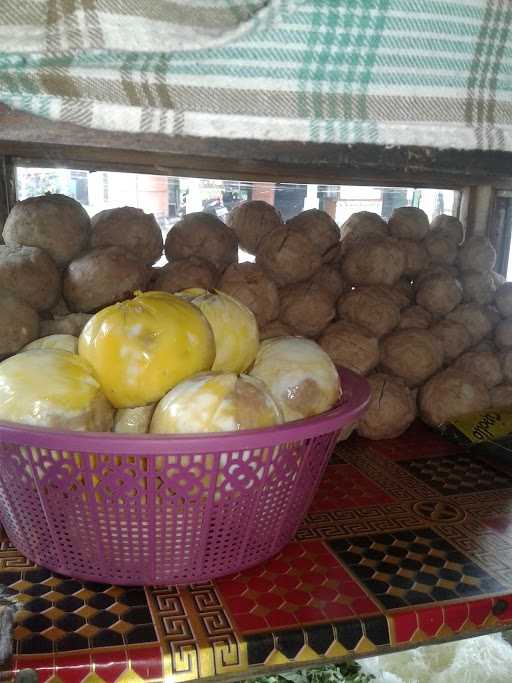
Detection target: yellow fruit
<box><xmin>250</xmin><ymin>336</ymin><xmax>341</xmax><ymax>422</ymax></box>
<box><xmin>0</xmin><ymin>349</ymin><xmax>113</xmax><ymax>431</ymax></box>
<box><xmin>177</xmin><ymin>289</ymin><xmax>259</xmax><ymax>373</ymax></box>
<box><xmin>78</xmin><ymin>291</ymin><xmax>215</xmax><ymax>408</ymax></box>
<box><xmin>150</xmin><ymin>372</ymin><xmax>283</xmax><ymax>433</ymax></box>
<box><xmin>22</xmin><ymin>334</ymin><xmax>78</xmax><ymax>354</ymax></box>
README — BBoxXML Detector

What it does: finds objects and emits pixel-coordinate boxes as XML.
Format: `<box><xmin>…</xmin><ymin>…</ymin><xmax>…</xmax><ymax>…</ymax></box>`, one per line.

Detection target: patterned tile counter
<box><xmin>3</xmin><ymin>423</ymin><xmax>512</xmax><ymax>682</ymax></box>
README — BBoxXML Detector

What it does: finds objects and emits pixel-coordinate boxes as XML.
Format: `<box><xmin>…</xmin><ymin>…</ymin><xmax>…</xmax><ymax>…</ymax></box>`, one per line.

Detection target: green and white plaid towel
<box><xmin>0</xmin><ymin>0</ymin><xmax>511</xmax><ymax>151</ymax></box>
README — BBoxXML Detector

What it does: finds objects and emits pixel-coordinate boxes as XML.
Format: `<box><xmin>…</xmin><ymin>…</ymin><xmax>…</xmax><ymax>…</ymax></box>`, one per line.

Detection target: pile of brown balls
<box><xmin>1</xmin><ymin>193</ymin><xmax>509</xmax><ymax>441</ymax></box>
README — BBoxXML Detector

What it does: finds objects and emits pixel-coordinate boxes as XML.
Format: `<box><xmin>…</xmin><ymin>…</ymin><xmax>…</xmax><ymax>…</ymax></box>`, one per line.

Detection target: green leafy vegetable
<box><xmin>244</xmin><ymin>662</ymin><xmax>374</xmax><ymax>683</ymax></box>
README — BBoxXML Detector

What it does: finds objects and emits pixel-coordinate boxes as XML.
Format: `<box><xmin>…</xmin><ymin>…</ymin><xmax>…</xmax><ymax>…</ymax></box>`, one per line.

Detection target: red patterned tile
<box><xmin>392</xmin><ymin>611</ymin><xmax>418</xmax><ymax>643</ymax></box>
<box><xmin>284</xmin><ymin>590</ymin><xmax>310</xmax><ymax>606</ymax></box>
<box><xmin>217</xmin><ymin>540</ymin><xmax>380</xmax><ymax>633</ymax></box>
<box><xmin>310</xmin><ymin>464</ymin><xmax>394</xmax><ymax>511</ymax></box>
<box><xmin>248</xmin><ymin>577</ymin><xmax>273</xmax><ymax>592</ymax></box>
<box><xmin>233</xmin><ymin>612</ymin><xmax>267</xmax><ymax>631</ymax></box>
<box><xmin>323</xmin><ymin>603</ymin><xmax>354</xmax><ymax>620</ymax></box>
<box><xmin>92</xmin><ymin>649</ymin><xmax>127</xmax><ymax>683</ymax></box>
<box><xmin>54</xmin><ymin>653</ymin><xmax>91</xmax><ymax>683</ymax></box>
<box><xmin>468</xmin><ymin>598</ymin><xmax>493</xmax><ymax>626</ymax></box>
<box><xmin>275</xmin><ymin>573</ymin><xmax>301</xmax><ymax>590</ymax></box>
<box><xmin>370</xmin><ymin>421</ymin><xmax>463</xmax><ymax>461</ymax></box>
<box><xmin>259</xmin><ymin>593</ymin><xmax>284</xmax><ymax>610</ymax></box>
<box><xmin>13</xmin><ymin>657</ymin><xmax>55</xmax><ymax>683</ymax></box>
<box><xmin>216</xmin><ymin>578</ymin><xmax>247</xmax><ymax>597</ymax></box>
<box><xmin>494</xmin><ymin>596</ymin><xmax>512</xmax><ymax>622</ymax></box>
<box><xmin>266</xmin><ymin>609</ymin><xmax>297</xmax><ymax>629</ymax></box>
<box><xmin>418</xmin><ymin>606</ymin><xmax>443</xmax><ymax>637</ymax></box>
<box><xmin>128</xmin><ymin>646</ymin><xmax>164</xmax><ymax>681</ymax></box>
<box><xmin>225</xmin><ymin>595</ymin><xmax>256</xmax><ymax>614</ymax></box>
<box><xmin>295</xmin><ymin>606</ymin><xmax>326</xmax><ymax>622</ymax></box>
<box><xmin>443</xmin><ymin>603</ymin><xmax>468</xmax><ymax>632</ymax></box>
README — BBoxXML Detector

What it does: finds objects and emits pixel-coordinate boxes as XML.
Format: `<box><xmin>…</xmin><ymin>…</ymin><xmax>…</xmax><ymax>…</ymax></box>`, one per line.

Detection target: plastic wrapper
<box><xmin>181</xmin><ymin>289</ymin><xmax>259</xmax><ymax>373</ymax></box>
<box><xmin>114</xmin><ymin>404</ymin><xmax>156</xmax><ymax>434</ymax></box>
<box><xmin>151</xmin><ymin>372</ymin><xmax>283</xmax><ymax>433</ymax></box>
<box><xmin>442</xmin><ymin>408</ymin><xmax>512</xmax><ymax>460</ymax></box>
<box><xmin>250</xmin><ymin>336</ymin><xmax>340</xmax><ymax>422</ymax></box>
<box><xmin>23</xmin><ymin>334</ymin><xmax>78</xmax><ymax>354</ymax></box>
<box><xmin>0</xmin><ymin>349</ymin><xmax>113</xmax><ymax>431</ymax></box>
<box><xmin>78</xmin><ymin>291</ymin><xmax>215</xmax><ymax>409</ymax></box>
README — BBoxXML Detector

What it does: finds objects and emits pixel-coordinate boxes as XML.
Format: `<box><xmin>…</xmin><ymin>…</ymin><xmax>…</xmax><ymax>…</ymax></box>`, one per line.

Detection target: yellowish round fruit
<box><xmin>22</xmin><ymin>334</ymin><xmax>78</xmax><ymax>354</ymax></box>
<box><xmin>250</xmin><ymin>337</ymin><xmax>341</xmax><ymax>422</ymax></box>
<box><xmin>150</xmin><ymin>372</ymin><xmax>283</xmax><ymax>433</ymax></box>
<box><xmin>78</xmin><ymin>291</ymin><xmax>215</xmax><ymax>408</ymax></box>
<box><xmin>177</xmin><ymin>289</ymin><xmax>259</xmax><ymax>374</ymax></box>
<box><xmin>0</xmin><ymin>349</ymin><xmax>113</xmax><ymax>431</ymax></box>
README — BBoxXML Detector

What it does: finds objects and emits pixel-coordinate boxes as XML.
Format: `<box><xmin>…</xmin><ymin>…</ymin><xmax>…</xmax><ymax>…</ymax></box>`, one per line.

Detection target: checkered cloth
<box><xmin>1</xmin><ymin>1</ymin><xmax>512</xmax><ymax>151</ymax></box>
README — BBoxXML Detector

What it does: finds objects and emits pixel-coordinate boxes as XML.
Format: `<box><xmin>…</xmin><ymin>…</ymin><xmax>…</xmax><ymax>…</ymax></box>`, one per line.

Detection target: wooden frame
<box><xmin>1</xmin><ymin>107</ymin><xmax>512</xmax><ymax>189</ymax></box>
<box><xmin>1</xmin><ymin>106</ymin><xmax>512</xmax><ymax>270</ymax></box>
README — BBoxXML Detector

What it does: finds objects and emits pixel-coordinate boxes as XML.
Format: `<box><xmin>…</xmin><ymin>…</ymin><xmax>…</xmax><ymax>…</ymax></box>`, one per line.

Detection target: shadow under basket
<box><xmin>0</xmin><ymin>368</ymin><xmax>370</xmax><ymax>585</ymax></box>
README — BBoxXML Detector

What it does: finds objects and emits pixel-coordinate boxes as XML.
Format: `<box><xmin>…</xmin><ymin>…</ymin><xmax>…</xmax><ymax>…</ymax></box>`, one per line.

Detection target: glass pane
<box><xmin>15</xmin><ymin>167</ymin><xmax>460</xmax><ymax>267</ymax></box>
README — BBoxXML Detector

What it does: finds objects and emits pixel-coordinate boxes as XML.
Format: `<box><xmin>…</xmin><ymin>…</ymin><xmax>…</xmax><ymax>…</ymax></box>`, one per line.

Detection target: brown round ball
<box><xmin>165</xmin><ymin>212</ymin><xmax>238</xmax><ymax>271</ymax></box>
<box><xmin>3</xmin><ymin>193</ymin><xmax>90</xmax><ymax>267</ymax></box>
<box><xmin>461</xmin><ymin>269</ymin><xmax>496</xmax><ymax>305</ymax></box>
<box><xmin>424</xmin><ymin>231</ymin><xmax>458</xmax><ymax>265</ymax></box>
<box><xmin>319</xmin><ymin>321</ymin><xmax>379</xmax><ymax>375</ymax></box>
<box><xmin>453</xmin><ymin>351</ymin><xmax>502</xmax><ymax>388</ymax></box>
<box><xmin>398</xmin><ymin>305</ymin><xmax>432</xmax><ymax>330</ymax></box>
<box><xmin>430</xmin><ymin>319</ymin><xmax>471</xmax><ymax>363</ymax></box>
<box><xmin>430</xmin><ymin>214</ymin><xmax>464</xmax><ymax>244</ymax></box>
<box><xmin>337</xmin><ymin>287</ymin><xmax>400</xmax><ymax>338</ymax></box>
<box><xmin>259</xmin><ymin>320</ymin><xmax>293</xmax><ymax>340</ymax></box>
<box><xmin>415</xmin><ymin>264</ymin><xmax>459</xmax><ymax>288</ymax></box>
<box><xmin>495</xmin><ymin>317</ymin><xmax>512</xmax><ymax>350</ymax></box>
<box><xmin>500</xmin><ymin>349</ymin><xmax>512</xmax><ymax>384</ymax></box>
<box><xmin>486</xmin><ymin>306</ymin><xmax>501</xmax><ymax>328</ymax></box>
<box><xmin>357</xmin><ymin>373</ymin><xmax>416</xmax><ymax>440</ymax></box>
<box><xmin>63</xmin><ymin>246</ymin><xmax>150</xmax><ymax>313</ymax></box>
<box><xmin>447</xmin><ymin>304</ymin><xmax>494</xmax><ymax>346</ymax></box>
<box><xmin>90</xmin><ymin>206</ymin><xmax>163</xmax><ymax>265</ymax></box>
<box><xmin>495</xmin><ymin>282</ymin><xmax>512</xmax><ymax>317</ymax></box>
<box><xmin>226</xmin><ymin>200</ymin><xmax>283</xmax><ymax>254</ymax></box>
<box><xmin>154</xmin><ymin>256</ymin><xmax>218</xmax><ymax>294</ymax></box>
<box><xmin>416</xmin><ymin>275</ymin><xmax>463</xmax><ymax>316</ymax></box>
<box><xmin>339</xmin><ymin>211</ymin><xmax>388</xmax><ymax>253</ymax></box>
<box><xmin>341</xmin><ymin>238</ymin><xmax>405</xmax><ymax>286</ymax></box>
<box><xmin>398</xmin><ymin>239</ymin><xmax>430</xmax><ymax>277</ymax></box>
<box><xmin>40</xmin><ymin>313</ymin><xmax>92</xmax><ymax>337</ymax></box>
<box><xmin>0</xmin><ymin>289</ymin><xmax>39</xmax><ymax>356</ymax></box>
<box><xmin>419</xmin><ymin>369</ymin><xmax>490</xmax><ymax>427</ymax></box>
<box><xmin>256</xmin><ymin>227</ymin><xmax>321</xmax><ymax>286</ymax></box>
<box><xmin>381</xmin><ymin>329</ymin><xmax>444</xmax><ymax>387</ymax></box>
<box><xmin>457</xmin><ymin>236</ymin><xmax>496</xmax><ymax>273</ymax></box>
<box><xmin>473</xmin><ymin>339</ymin><xmax>497</xmax><ymax>353</ymax></box>
<box><xmin>389</xmin><ymin>279</ymin><xmax>415</xmax><ymax>308</ymax></box>
<box><xmin>50</xmin><ymin>297</ymin><xmax>70</xmax><ymax>317</ymax></box>
<box><xmin>388</xmin><ymin>207</ymin><xmax>429</xmax><ymax>241</ymax></box>
<box><xmin>0</xmin><ymin>245</ymin><xmax>60</xmax><ymax>311</ymax></box>
<box><xmin>287</xmin><ymin>209</ymin><xmax>340</xmax><ymax>261</ymax></box>
<box><xmin>311</xmin><ymin>266</ymin><xmax>346</xmax><ymax>302</ymax></box>
<box><xmin>279</xmin><ymin>282</ymin><xmax>335</xmax><ymax>337</ymax></box>
<box><xmin>220</xmin><ymin>262</ymin><xmax>279</xmax><ymax>327</ymax></box>
<box><xmin>490</xmin><ymin>384</ymin><xmax>512</xmax><ymax>408</ymax></box>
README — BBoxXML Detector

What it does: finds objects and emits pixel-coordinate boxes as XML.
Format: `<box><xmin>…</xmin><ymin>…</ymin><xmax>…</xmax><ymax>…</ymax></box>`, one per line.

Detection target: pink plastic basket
<box><xmin>0</xmin><ymin>368</ymin><xmax>369</xmax><ymax>585</ymax></box>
